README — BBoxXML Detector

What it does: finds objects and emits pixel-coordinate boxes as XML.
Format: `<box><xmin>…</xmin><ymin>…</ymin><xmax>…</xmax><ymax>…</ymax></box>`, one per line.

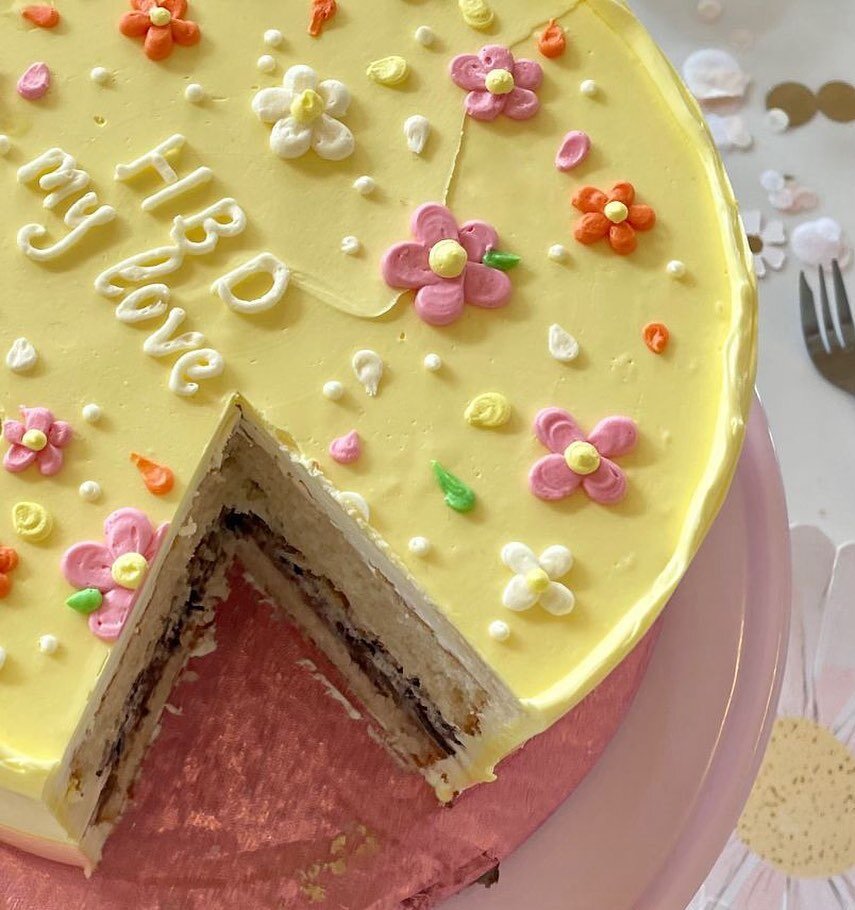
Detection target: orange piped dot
<box><xmin>0</xmin><ymin>575</ymin><xmax>10</xmax><ymax>599</ymax></box>
<box><xmin>643</xmin><ymin>322</ymin><xmax>670</xmax><ymax>354</ymax></box>
<box><xmin>22</xmin><ymin>4</ymin><xmax>60</xmax><ymax>28</ymax></box>
<box><xmin>0</xmin><ymin>547</ymin><xmax>19</xmax><ymax>575</ymax></box>
<box><xmin>538</xmin><ymin>19</ymin><xmax>566</xmax><ymax>59</ymax></box>
<box><xmin>131</xmin><ymin>453</ymin><xmax>175</xmax><ymax>496</ymax></box>
<box><xmin>308</xmin><ymin>0</ymin><xmax>337</xmax><ymax>37</ymax></box>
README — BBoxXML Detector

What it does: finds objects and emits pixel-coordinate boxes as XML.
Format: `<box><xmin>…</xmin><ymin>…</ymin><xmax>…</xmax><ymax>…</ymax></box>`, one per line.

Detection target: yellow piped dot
<box><xmin>290</xmin><ymin>89</ymin><xmax>325</xmax><ymax>125</ymax></box>
<box><xmin>564</xmin><ymin>441</ymin><xmax>601</xmax><ymax>475</ymax></box>
<box><xmin>485</xmin><ymin>68</ymin><xmax>514</xmax><ymax>95</ymax></box>
<box><xmin>111</xmin><ymin>552</ymin><xmax>149</xmax><ymax>591</ymax></box>
<box><xmin>149</xmin><ymin>6</ymin><xmax>171</xmax><ymax>26</ymax></box>
<box><xmin>429</xmin><ymin>239</ymin><xmax>468</xmax><ymax>279</ymax></box>
<box><xmin>525</xmin><ymin>568</ymin><xmax>550</xmax><ymax>594</ymax></box>
<box><xmin>366</xmin><ymin>56</ymin><xmax>409</xmax><ymax>87</ymax></box>
<box><xmin>21</xmin><ymin>429</ymin><xmax>47</xmax><ymax>452</ymax></box>
<box><xmin>604</xmin><ymin>200</ymin><xmax>629</xmax><ymax>224</ymax></box>
<box><xmin>12</xmin><ymin>501</ymin><xmax>53</xmax><ymax>543</ymax></box>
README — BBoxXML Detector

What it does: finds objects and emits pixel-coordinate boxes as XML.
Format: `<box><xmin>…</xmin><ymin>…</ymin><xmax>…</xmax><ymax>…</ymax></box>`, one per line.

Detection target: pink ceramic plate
<box><xmin>447</xmin><ymin>399</ymin><xmax>791</xmax><ymax>910</ymax></box>
<box><xmin>0</xmin><ymin>400</ymin><xmax>788</xmax><ymax>909</ymax></box>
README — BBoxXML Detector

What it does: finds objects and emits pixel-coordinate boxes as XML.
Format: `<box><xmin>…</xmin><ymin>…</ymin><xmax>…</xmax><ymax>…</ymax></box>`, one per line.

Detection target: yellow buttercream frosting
<box><xmin>0</xmin><ymin>0</ymin><xmax>755</xmax><ymax>852</ymax></box>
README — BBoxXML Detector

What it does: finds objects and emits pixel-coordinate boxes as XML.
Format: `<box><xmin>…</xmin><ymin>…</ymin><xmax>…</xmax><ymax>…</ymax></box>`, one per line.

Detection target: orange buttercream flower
<box><xmin>572</xmin><ymin>182</ymin><xmax>656</xmax><ymax>255</ymax></box>
<box><xmin>119</xmin><ymin>0</ymin><xmax>201</xmax><ymax>62</ymax></box>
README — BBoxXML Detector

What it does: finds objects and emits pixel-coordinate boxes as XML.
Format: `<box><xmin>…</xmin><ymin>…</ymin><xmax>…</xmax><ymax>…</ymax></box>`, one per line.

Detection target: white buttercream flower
<box><xmin>252</xmin><ymin>64</ymin><xmax>354</xmax><ymax>161</ymax></box>
<box><xmin>501</xmin><ymin>542</ymin><xmax>575</xmax><ymax>616</ymax></box>
<box><xmin>743</xmin><ymin>210</ymin><xmax>786</xmax><ymax>278</ymax></box>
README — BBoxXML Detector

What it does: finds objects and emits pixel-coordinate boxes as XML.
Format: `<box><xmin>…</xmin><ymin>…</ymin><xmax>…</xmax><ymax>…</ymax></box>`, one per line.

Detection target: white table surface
<box><xmin>635</xmin><ymin>0</ymin><xmax>855</xmax><ymax>543</ymax></box>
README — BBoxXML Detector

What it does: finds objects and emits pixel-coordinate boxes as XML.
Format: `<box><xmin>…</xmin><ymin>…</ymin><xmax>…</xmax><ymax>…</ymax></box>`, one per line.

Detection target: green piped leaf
<box><xmin>431</xmin><ymin>460</ymin><xmax>476</xmax><ymax>513</ymax></box>
<box><xmin>482</xmin><ymin>249</ymin><xmax>520</xmax><ymax>271</ymax></box>
<box><xmin>66</xmin><ymin>587</ymin><xmax>103</xmax><ymax>615</ymax></box>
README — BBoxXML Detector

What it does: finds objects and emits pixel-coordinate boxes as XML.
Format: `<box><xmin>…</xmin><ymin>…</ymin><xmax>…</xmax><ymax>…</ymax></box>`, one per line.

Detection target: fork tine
<box><xmin>818</xmin><ymin>264</ymin><xmax>838</xmax><ymax>350</ymax></box>
<box><xmin>832</xmin><ymin>259</ymin><xmax>855</xmax><ymax>349</ymax></box>
<box><xmin>800</xmin><ymin>271</ymin><xmax>820</xmax><ymax>344</ymax></box>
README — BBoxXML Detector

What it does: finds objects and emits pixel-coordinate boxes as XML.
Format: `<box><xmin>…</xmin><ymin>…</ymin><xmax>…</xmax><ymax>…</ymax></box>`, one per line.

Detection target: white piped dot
<box><xmin>79</xmin><ymin>481</ymin><xmax>102</xmax><ymax>502</ymax></box>
<box><xmin>488</xmin><ymin>620</ymin><xmax>510</xmax><ymax>642</ymax></box>
<box><xmin>353</xmin><ymin>175</ymin><xmax>376</xmax><ymax>196</ymax></box>
<box><xmin>184</xmin><ymin>82</ymin><xmax>205</xmax><ymax>103</ymax></box>
<box><xmin>423</xmin><ymin>353</ymin><xmax>442</xmax><ymax>372</ymax></box>
<box><xmin>323</xmin><ymin>380</ymin><xmax>344</xmax><ymax>401</ymax></box>
<box><xmin>0</xmin><ymin>135</ymin><xmax>10</xmax><ymax>156</ymax></box>
<box><xmin>548</xmin><ymin>244</ymin><xmax>567</xmax><ymax>262</ymax></box>
<box><xmin>0</xmin><ymin>647</ymin><xmax>6</xmax><ymax>670</ymax></box>
<box><xmin>90</xmin><ymin>66</ymin><xmax>111</xmax><ymax>85</ymax></box>
<box><xmin>666</xmin><ymin>259</ymin><xmax>687</xmax><ymax>278</ymax></box>
<box><xmin>257</xmin><ymin>54</ymin><xmax>277</xmax><ymax>74</ymax></box>
<box><xmin>408</xmin><ymin>536</ymin><xmax>431</xmax><ymax>556</ymax></box>
<box><xmin>82</xmin><ymin>403</ymin><xmax>102</xmax><ymax>423</ymax></box>
<box><xmin>38</xmin><ymin>634</ymin><xmax>59</xmax><ymax>655</ymax></box>
<box><xmin>341</xmin><ymin>236</ymin><xmax>361</xmax><ymax>256</ymax></box>
<box><xmin>263</xmin><ymin>28</ymin><xmax>284</xmax><ymax>48</ymax></box>
<box><xmin>580</xmin><ymin>79</ymin><xmax>598</xmax><ymax>97</ymax></box>
<box><xmin>414</xmin><ymin>25</ymin><xmax>436</xmax><ymax>46</ymax></box>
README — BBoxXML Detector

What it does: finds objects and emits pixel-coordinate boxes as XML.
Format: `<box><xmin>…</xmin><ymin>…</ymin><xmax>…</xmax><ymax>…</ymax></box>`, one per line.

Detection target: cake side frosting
<box><xmin>0</xmin><ymin>0</ymin><xmax>754</xmax><ymax>826</ymax></box>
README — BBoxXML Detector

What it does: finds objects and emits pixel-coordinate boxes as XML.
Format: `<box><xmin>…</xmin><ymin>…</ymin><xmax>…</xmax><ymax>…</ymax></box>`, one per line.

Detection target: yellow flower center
<box><xmin>149</xmin><ymin>6</ymin><xmax>172</xmax><ymax>26</ymax></box>
<box><xmin>604</xmin><ymin>200</ymin><xmax>629</xmax><ymax>224</ymax></box>
<box><xmin>111</xmin><ymin>552</ymin><xmax>149</xmax><ymax>590</ymax></box>
<box><xmin>21</xmin><ymin>429</ymin><xmax>47</xmax><ymax>452</ymax></box>
<box><xmin>485</xmin><ymin>68</ymin><xmax>515</xmax><ymax>95</ymax></box>
<box><xmin>290</xmin><ymin>89</ymin><xmax>325</xmax><ymax>125</ymax></box>
<box><xmin>525</xmin><ymin>568</ymin><xmax>550</xmax><ymax>594</ymax></box>
<box><xmin>564</xmin><ymin>441</ymin><xmax>601</xmax><ymax>475</ymax></box>
<box><xmin>428</xmin><ymin>239</ymin><xmax>468</xmax><ymax>279</ymax></box>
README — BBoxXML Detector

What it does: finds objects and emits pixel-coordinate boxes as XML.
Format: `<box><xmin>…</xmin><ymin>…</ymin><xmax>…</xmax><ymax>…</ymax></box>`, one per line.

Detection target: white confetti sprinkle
<box><xmin>792</xmin><ymin>218</ymin><xmax>852</xmax><ymax>269</ymax></box>
<box><xmin>90</xmin><ymin>66</ymin><xmax>111</xmax><ymax>85</ymax></box>
<box><xmin>414</xmin><ymin>25</ymin><xmax>436</xmax><ymax>46</ymax></box>
<box><xmin>79</xmin><ymin>481</ymin><xmax>102</xmax><ymax>502</ymax></box>
<box><xmin>352</xmin><ymin>350</ymin><xmax>383</xmax><ymax>396</ymax></box>
<box><xmin>337</xmin><ymin>491</ymin><xmax>370</xmax><ymax>522</ymax></box>
<box><xmin>38</xmin><ymin>634</ymin><xmax>59</xmax><ymax>655</ymax></box>
<box><xmin>257</xmin><ymin>55</ymin><xmax>277</xmax><ymax>74</ymax></box>
<box><xmin>548</xmin><ymin>324</ymin><xmax>580</xmax><ymax>363</ymax></box>
<box><xmin>404</xmin><ymin>115</ymin><xmax>430</xmax><ymax>154</ymax></box>
<box><xmin>765</xmin><ymin>107</ymin><xmax>790</xmax><ymax>133</ymax></box>
<box><xmin>341</xmin><ymin>236</ymin><xmax>361</xmax><ymax>256</ymax></box>
<box><xmin>547</xmin><ymin>244</ymin><xmax>567</xmax><ymax>262</ymax></box>
<box><xmin>82</xmin><ymin>403</ymin><xmax>102</xmax><ymax>423</ymax></box>
<box><xmin>682</xmin><ymin>48</ymin><xmax>750</xmax><ymax>101</ymax></box>
<box><xmin>6</xmin><ymin>338</ymin><xmax>38</xmax><ymax>373</ymax></box>
<box><xmin>263</xmin><ymin>28</ymin><xmax>284</xmax><ymax>48</ymax></box>
<box><xmin>488</xmin><ymin>620</ymin><xmax>510</xmax><ymax>642</ymax></box>
<box><xmin>184</xmin><ymin>83</ymin><xmax>205</xmax><ymax>103</ymax></box>
<box><xmin>696</xmin><ymin>0</ymin><xmax>723</xmax><ymax>22</ymax></box>
<box><xmin>322</xmin><ymin>380</ymin><xmax>344</xmax><ymax>401</ymax></box>
<box><xmin>666</xmin><ymin>260</ymin><xmax>687</xmax><ymax>278</ymax></box>
<box><xmin>579</xmin><ymin>79</ymin><xmax>598</xmax><ymax>97</ymax></box>
<box><xmin>408</xmin><ymin>536</ymin><xmax>431</xmax><ymax>556</ymax></box>
<box><xmin>0</xmin><ymin>135</ymin><xmax>10</xmax><ymax>156</ymax></box>
<box><xmin>423</xmin><ymin>353</ymin><xmax>442</xmax><ymax>372</ymax></box>
<box><xmin>353</xmin><ymin>175</ymin><xmax>376</xmax><ymax>196</ymax></box>
<box><xmin>705</xmin><ymin>113</ymin><xmax>753</xmax><ymax>151</ymax></box>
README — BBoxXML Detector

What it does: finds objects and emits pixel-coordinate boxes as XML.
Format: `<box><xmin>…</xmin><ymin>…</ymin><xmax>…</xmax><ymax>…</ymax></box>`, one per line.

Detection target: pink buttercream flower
<box><xmin>529</xmin><ymin>408</ymin><xmax>638</xmax><ymax>505</ymax></box>
<box><xmin>450</xmin><ymin>44</ymin><xmax>543</xmax><ymax>121</ymax></box>
<box><xmin>381</xmin><ymin>202</ymin><xmax>512</xmax><ymax>326</ymax></box>
<box><xmin>62</xmin><ymin>508</ymin><xmax>170</xmax><ymax>642</ymax></box>
<box><xmin>3</xmin><ymin>406</ymin><xmax>72</xmax><ymax>476</ymax></box>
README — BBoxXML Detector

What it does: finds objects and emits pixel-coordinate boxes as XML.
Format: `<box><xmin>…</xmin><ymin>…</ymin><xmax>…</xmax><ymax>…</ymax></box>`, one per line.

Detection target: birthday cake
<box><xmin>0</xmin><ymin>0</ymin><xmax>755</xmax><ymax>871</ymax></box>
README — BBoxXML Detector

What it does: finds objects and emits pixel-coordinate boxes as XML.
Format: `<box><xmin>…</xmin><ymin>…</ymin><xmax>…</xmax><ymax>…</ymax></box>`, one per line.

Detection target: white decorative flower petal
<box><xmin>283</xmin><ymin>64</ymin><xmax>318</xmax><ymax>94</ymax></box>
<box><xmin>742</xmin><ymin>210</ymin><xmax>762</xmax><ymax>237</ymax></box>
<box><xmin>753</xmin><ymin>254</ymin><xmax>767</xmax><ymax>279</ymax></box>
<box><xmin>501</xmin><ymin>542</ymin><xmax>539</xmax><ymax>575</ymax></box>
<box><xmin>538</xmin><ymin>545</ymin><xmax>573</xmax><ymax>580</ymax></box>
<box><xmin>318</xmin><ymin>79</ymin><xmax>351</xmax><ymax>117</ymax></box>
<box><xmin>540</xmin><ymin>582</ymin><xmax>576</xmax><ymax>617</ymax></box>
<box><xmin>760</xmin><ymin>220</ymin><xmax>786</xmax><ymax>246</ymax></box>
<box><xmin>269</xmin><ymin>117</ymin><xmax>313</xmax><ymax>159</ymax></box>
<box><xmin>252</xmin><ymin>87</ymin><xmax>292</xmax><ymax>124</ymax></box>
<box><xmin>502</xmin><ymin>575</ymin><xmax>539</xmax><ymax>612</ymax></box>
<box><xmin>763</xmin><ymin>246</ymin><xmax>786</xmax><ymax>271</ymax></box>
<box><xmin>311</xmin><ymin>114</ymin><xmax>355</xmax><ymax>161</ymax></box>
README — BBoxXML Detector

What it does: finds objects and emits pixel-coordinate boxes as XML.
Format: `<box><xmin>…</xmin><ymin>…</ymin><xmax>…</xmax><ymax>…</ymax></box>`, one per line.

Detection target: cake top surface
<box><xmin>0</xmin><ymin>0</ymin><xmax>754</xmax><ymax>799</ymax></box>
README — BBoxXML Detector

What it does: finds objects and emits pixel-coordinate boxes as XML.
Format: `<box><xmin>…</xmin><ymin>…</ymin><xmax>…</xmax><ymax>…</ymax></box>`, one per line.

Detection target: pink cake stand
<box><xmin>0</xmin><ymin>400</ymin><xmax>789</xmax><ymax>910</ymax></box>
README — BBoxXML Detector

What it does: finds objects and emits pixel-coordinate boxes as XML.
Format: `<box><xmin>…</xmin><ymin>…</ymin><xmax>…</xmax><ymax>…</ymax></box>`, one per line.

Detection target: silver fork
<box><xmin>799</xmin><ymin>260</ymin><xmax>855</xmax><ymax>394</ymax></box>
